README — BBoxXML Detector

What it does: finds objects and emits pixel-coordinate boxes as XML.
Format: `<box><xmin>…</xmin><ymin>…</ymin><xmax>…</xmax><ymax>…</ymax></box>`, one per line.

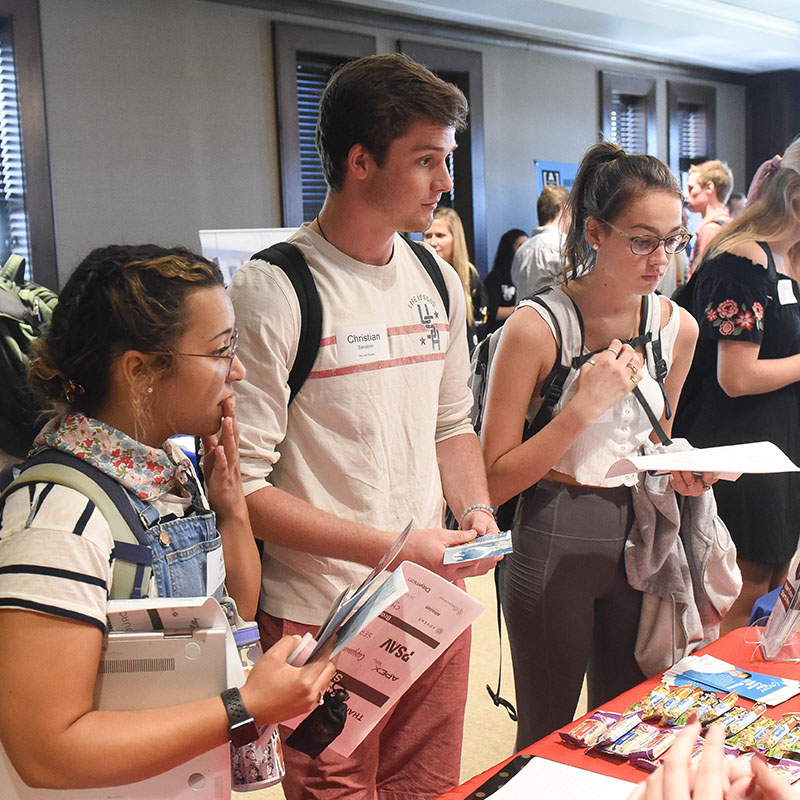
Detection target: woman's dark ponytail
<box><xmin>562</xmin><ymin>142</ymin><xmax>681</xmax><ymax>282</ymax></box>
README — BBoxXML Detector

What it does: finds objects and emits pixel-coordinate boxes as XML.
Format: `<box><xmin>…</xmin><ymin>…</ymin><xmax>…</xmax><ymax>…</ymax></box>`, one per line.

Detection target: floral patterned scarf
<box><xmin>33</xmin><ymin>413</ymin><xmax>195</xmax><ymax>503</ymax></box>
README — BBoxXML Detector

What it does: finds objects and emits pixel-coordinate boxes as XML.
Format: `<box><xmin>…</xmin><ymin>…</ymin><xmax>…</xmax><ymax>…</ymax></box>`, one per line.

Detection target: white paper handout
<box><xmin>488</xmin><ymin>758</ymin><xmax>635</xmax><ymax>800</ymax></box>
<box><xmin>606</xmin><ymin>441</ymin><xmax>799</xmax><ymax>481</ymax></box>
<box><xmin>285</xmin><ymin>560</ymin><xmax>483</xmax><ymax>756</ymax></box>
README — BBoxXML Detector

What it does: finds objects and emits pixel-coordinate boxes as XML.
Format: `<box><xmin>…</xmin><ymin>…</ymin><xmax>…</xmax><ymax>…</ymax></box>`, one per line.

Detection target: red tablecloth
<box><xmin>438</xmin><ymin>628</ymin><xmax>800</xmax><ymax>799</ymax></box>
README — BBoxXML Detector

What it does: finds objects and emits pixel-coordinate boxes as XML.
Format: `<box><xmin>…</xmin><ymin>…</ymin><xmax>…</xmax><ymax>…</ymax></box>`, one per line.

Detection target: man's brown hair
<box><xmin>316</xmin><ymin>53</ymin><xmax>468</xmax><ymax>193</ymax></box>
<box><xmin>537</xmin><ymin>186</ymin><xmax>570</xmax><ymax>226</ymax></box>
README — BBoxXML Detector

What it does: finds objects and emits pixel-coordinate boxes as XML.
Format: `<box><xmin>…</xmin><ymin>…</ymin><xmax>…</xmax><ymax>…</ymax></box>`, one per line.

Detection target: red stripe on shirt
<box><xmin>318</xmin><ymin>323</ymin><xmax>449</xmax><ymax>349</ymax></box>
<box><xmin>308</xmin><ymin>352</ymin><xmax>447</xmax><ymax>379</ymax></box>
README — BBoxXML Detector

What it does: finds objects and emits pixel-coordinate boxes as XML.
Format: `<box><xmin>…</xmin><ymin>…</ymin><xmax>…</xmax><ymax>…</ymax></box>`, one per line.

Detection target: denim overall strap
<box><xmin>132</xmin><ymin>500</ymin><xmax>224</xmax><ymax>601</ymax></box>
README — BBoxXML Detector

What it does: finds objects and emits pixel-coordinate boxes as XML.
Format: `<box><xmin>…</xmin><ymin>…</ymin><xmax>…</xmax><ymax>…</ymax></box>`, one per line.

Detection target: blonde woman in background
<box><xmin>674</xmin><ymin>136</ymin><xmax>800</xmax><ymax>633</ymax></box>
<box><xmin>424</xmin><ymin>206</ymin><xmax>489</xmax><ymax>352</ymax></box>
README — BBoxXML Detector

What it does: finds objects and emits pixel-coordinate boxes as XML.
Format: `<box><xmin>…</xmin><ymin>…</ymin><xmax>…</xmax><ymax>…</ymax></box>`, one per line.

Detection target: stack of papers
<box><xmin>664</xmin><ymin>654</ymin><xmax>800</xmax><ymax>706</ymax></box>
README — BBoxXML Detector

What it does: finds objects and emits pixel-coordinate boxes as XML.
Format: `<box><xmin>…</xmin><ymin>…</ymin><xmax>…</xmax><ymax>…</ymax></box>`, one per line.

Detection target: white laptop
<box><xmin>1</xmin><ymin>625</ymin><xmax>231</xmax><ymax>800</ymax></box>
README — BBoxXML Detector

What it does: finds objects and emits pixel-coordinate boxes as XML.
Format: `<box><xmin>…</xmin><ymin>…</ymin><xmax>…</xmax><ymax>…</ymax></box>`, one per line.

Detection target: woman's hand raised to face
<box><xmin>201</xmin><ymin>395</ymin><xmax>248</xmax><ymax>524</ymax></box>
<box><xmin>573</xmin><ymin>338</ymin><xmax>645</xmax><ymax>423</ymax></box>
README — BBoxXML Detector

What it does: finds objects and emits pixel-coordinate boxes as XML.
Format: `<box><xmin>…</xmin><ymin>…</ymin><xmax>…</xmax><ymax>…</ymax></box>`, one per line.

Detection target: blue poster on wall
<box><xmin>534</xmin><ymin>160</ymin><xmax>579</xmax><ymax>198</ymax></box>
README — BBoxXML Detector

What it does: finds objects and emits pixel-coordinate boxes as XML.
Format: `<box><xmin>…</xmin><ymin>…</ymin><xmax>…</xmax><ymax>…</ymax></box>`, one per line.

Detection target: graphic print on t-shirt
<box><xmin>408</xmin><ymin>292</ymin><xmax>442</xmax><ymax>352</ymax></box>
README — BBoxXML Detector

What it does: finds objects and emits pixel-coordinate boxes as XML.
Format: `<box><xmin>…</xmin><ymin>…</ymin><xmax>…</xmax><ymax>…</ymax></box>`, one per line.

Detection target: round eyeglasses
<box><xmin>151</xmin><ymin>328</ymin><xmax>239</xmax><ymax>379</ymax></box>
<box><xmin>601</xmin><ymin>220</ymin><xmax>691</xmax><ymax>256</ymax></box>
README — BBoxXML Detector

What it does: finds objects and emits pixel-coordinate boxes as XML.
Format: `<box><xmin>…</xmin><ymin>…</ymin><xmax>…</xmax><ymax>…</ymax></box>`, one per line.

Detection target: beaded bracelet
<box><xmin>459</xmin><ymin>503</ymin><xmax>496</xmax><ymax>530</ymax></box>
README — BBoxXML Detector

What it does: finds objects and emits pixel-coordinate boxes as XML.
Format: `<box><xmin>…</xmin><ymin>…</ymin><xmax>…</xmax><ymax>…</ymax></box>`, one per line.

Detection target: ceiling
<box><xmin>329</xmin><ymin>0</ymin><xmax>800</xmax><ymax>74</ymax></box>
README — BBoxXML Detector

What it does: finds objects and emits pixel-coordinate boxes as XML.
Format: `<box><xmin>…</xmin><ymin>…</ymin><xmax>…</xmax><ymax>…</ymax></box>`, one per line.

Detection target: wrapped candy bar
<box><xmin>627</xmin><ymin>684</ymin><xmax>673</xmax><ymax>719</ymax></box>
<box><xmin>697</xmin><ymin>692</ymin><xmax>739</xmax><ymax>726</ymax></box>
<box><xmin>560</xmin><ymin>711</ymin><xmax>621</xmax><ymax>747</ymax></box>
<box><xmin>762</xmin><ymin>715</ymin><xmax>800</xmax><ymax>755</ymax></box>
<box><xmin>590</xmin><ymin>712</ymin><xmax>643</xmax><ymax>749</ymax></box>
<box><xmin>727</xmin><ymin>716</ymin><xmax>777</xmax><ymax>752</ymax></box>
<box><xmin>726</xmin><ymin>703</ymin><xmax>767</xmax><ymax>736</ymax></box>
<box><xmin>770</xmin><ymin>759</ymin><xmax>800</xmax><ymax>784</ymax></box>
<box><xmin>600</xmin><ymin>723</ymin><xmax>678</xmax><ymax>761</ymax></box>
<box><xmin>716</xmin><ymin>707</ymin><xmax>753</xmax><ymax>737</ymax></box>
<box><xmin>661</xmin><ymin>687</ymin><xmax>705</xmax><ymax>726</ymax></box>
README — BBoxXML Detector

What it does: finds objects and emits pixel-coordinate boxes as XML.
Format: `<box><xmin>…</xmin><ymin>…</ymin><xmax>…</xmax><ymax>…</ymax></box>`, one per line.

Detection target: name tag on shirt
<box><xmin>206</xmin><ymin>546</ymin><xmax>226</xmax><ymax>597</ymax></box>
<box><xmin>337</xmin><ymin>323</ymin><xmax>390</xmax><ymax>366</ymax></box>
<box><xmin>778</xmin><ymin>279</ymin><xmax>797</xmax><ymax>305</ymax></box>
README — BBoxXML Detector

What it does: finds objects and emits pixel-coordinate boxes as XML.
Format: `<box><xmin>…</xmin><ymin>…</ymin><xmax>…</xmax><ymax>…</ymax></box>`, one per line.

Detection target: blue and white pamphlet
<box><xmin>443</xmin><ymin>530</ymin><xmax>513</xmax><ymax>564</ymax></box>
<box><xmin>664</xmin><ymin>654</ymin><xmax>800</xmax><ymax>706</ymax></box>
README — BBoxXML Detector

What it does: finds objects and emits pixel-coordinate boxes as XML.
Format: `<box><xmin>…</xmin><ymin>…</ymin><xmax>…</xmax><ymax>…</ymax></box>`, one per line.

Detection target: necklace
<box><xmin>315</xmin><ymin>216</ymin><xmax>329</xmax><ymax>242</ymax></box>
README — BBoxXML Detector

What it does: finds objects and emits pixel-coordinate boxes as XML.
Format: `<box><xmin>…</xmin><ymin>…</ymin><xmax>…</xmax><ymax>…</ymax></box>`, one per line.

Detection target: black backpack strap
<box><xmin>406</xmin><ymin>239</ymin><xmax>450</xmax><ymax>317</ymax></box>
<box><xmin>252</xmin><ymin>242</ymin><xmax>323</xmax><ymax>405</ymax></box>
<box><xmin>646</xmin><ymin>297</ymin><xmax>672</xmax><ymax>421</ymax></box>
<box><xmin>525</xmin><ymin>294</ymin><xmax>573</xmax><ymax>435</ymax></box>
<box><xmin>485</xmin><ymin>563</ymin><xmax>518</xmax><ymax>721</ymax></box>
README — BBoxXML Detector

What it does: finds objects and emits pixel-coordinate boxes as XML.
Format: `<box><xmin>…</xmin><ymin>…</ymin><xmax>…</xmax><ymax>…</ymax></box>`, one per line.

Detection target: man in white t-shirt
<box><xmin>511</xmin><ymin>184</ymin><xmax>570</xmax><ymax>301</ymax></box>
<box><xmin>230</xmin><ymin>54</ymin><xmax>499</xmax><ymax>800</ymax></box>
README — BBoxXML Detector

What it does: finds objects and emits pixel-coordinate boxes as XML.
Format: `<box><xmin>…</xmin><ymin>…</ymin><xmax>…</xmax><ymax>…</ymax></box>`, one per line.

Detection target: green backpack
<box><xmin>0</xmin><ymin>254</ymin><xmax>58</xmax><ymax>458</ymax></box>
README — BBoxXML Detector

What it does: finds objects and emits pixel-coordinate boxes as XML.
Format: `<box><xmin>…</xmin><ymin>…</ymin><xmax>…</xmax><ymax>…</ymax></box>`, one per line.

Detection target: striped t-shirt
<box><xmin>0</xmin><ymin>481</ymin><xmax>191</xmax><ymax>631</ymax></box>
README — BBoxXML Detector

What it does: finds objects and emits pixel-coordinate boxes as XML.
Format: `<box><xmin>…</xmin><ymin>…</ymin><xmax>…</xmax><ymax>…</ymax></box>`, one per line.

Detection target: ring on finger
<box><xmin>586</xmin><ymin>358</ymin><xmax>596</xmax><ymax>366</ymax></box>
<box><xmin>627</xmin><ymin>362</ymin><xmax>638</xmax><ymax>374</ymax></box>
<box><xmin>630</xmin><ymin>374</ymin><xmax>639</xmax><ymax>385</ymax></box>
<box><xmin>318</xmin><ymin>690</ymin><xmax>326</xmax><ymax>706</ymax></box>
<box><xmin>607</xmin><ymin>347</ymin><xmax>620</xmax><ymax>358</ymax></box>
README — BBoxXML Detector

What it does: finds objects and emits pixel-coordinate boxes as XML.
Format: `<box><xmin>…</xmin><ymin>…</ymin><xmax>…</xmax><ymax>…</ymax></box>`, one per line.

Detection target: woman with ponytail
<box><xmin>674</xmin><ymin>137</ymin><xmax>800</xmax><ymax>634</ymax></box>
<box><xmin>482</xmin><ymin>142</ymin><xmax>707</xmax><ymax>749</ymax></box>
<box><xmin>0</xmin><ymin>245</ymin><xmax>334</xmax><ymax>796</ymax></box>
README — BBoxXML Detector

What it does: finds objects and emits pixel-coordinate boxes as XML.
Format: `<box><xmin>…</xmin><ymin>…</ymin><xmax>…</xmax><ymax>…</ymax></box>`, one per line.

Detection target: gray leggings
<box><xmin>501</xmin><ymin>479</ymin><xmax>644</xmax><ymax>751</ymax></box>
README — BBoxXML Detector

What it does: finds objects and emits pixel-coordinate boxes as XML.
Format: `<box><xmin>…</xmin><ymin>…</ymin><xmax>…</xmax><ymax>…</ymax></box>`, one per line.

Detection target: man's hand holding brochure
<box><xmin>281</xmin><ymin>521</ymin><xmax>493</xmax><ymax>756</ymax></box>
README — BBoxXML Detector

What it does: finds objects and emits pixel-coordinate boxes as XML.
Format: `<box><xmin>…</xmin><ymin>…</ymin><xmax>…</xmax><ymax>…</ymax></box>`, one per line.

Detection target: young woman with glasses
<box><xmin>481</xmin><ymin>142</ymin><xmax>711</xmax><ymax>750</ymax></box>
<box><xmin>0</xmin><ymin>245</ymin><xmax>334</xmax><ymax>794</ymax></box>
<box><xmin>674</xmin><ymin>136</ymin><xmax>800</xmax><ymax>634</ymax></box>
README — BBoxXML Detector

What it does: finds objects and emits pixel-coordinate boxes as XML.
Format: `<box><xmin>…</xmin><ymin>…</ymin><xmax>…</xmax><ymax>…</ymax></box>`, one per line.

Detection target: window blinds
<box><xmin>0</xmin><ymin>19</ymin><xmax>30</xmax><ymax>276</ymax></box>
<box><xmin>609</xmin><ymin>91</ymin><xmax>647</xmax><ymax>154</ymax></box>
<box><xmin>296</xmin><ymin>53</ymin><xmax>338</xmax><ymax>223</ymax></box>
<box><xmin>678</xmin><ymin>102</ymin><xmax>709</xmax><ymax>160</ymax></box>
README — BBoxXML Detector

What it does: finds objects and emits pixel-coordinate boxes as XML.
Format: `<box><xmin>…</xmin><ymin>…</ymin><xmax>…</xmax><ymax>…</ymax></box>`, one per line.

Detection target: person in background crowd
<box><xmin>686</xmin><ymin>160</ymin><xmax>735</xmax><ymax>271</ymax></box>
<box><xmin>0</xmin><ymin>244</ymin><xmax>335</xmax><ymax>796</ymax></box>
<box><xmin>230</xmin><ymin>54</ymin><xmax>500</xmax><ymax>800</ymax></box>
<box><xmin>425</xmin><ymin>206</ymin><xmax>490</xmax><ymax>352</ymax></box>
<box><xmin>483</xmin><ymin>228</ymin><xmax>527</xmax><ymax>334</ymax></box>
<box><xmin>482</xmin><ymin>141</ymin><xmax>708</xmax><ymax>750</ymax></box>
<box><xmin>727</xmin><ymin>191</ymin><xmax>747</xmax><ymax>219</ymax></box>
<box><xmin>674</xmin><ymin>137</ymin><xmax>800</xmax><ymax>634</ymax></box>
<box><xmin>511</xmin><ymin>185</ymin><xmax>570</xmax><ymax>301</ymax></box>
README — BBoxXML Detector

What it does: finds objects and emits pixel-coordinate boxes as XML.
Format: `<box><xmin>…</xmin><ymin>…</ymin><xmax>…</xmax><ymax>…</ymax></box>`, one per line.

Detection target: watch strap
<box><xmin>220</xmin><ymin>687</ymin><xmax>259</xmax><ymax>747</ymax></box>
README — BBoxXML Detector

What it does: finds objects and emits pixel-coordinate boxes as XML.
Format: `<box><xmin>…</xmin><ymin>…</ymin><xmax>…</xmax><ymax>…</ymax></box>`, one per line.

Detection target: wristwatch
<box><xmin>220</xmin><ymin>687</ymin><xmax>259</xmax><ymax>747</ymax></box>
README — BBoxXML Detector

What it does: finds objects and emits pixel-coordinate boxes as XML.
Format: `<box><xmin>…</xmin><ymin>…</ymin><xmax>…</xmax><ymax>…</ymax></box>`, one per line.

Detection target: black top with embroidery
<box><xmin>674</xmin><ymin>244</ymin><xmax>800</xmax><ymax>563</ymax></box>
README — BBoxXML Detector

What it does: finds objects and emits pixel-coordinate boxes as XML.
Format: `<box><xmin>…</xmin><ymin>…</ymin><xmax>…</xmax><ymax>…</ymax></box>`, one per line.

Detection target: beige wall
<box><xmin>38</xmin><ymin>0</ymin><xmax>747</xmax><ymax>281</ymax></box>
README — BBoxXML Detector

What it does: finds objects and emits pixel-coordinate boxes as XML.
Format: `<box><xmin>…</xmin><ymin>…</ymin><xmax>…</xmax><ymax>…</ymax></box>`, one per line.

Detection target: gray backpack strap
<box><xmin>1</xmin><ymin>461</ymin><xmax>154</xmax><ymax>599</ymax></box>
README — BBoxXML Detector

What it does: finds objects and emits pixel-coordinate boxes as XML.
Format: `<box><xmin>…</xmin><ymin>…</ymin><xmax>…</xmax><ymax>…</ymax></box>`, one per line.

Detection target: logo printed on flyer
<box><xmin>372</xmin><ymin>660</ymin><xmax>401</xmax><ymax>681</ymax></box>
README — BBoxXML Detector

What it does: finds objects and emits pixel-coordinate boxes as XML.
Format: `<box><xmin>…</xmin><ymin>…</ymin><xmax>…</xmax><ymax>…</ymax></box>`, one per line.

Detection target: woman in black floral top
<box><xmin>675</xmin><ymin>137</ymin><xmax>800</xmax><ymax>632</ymax></box>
